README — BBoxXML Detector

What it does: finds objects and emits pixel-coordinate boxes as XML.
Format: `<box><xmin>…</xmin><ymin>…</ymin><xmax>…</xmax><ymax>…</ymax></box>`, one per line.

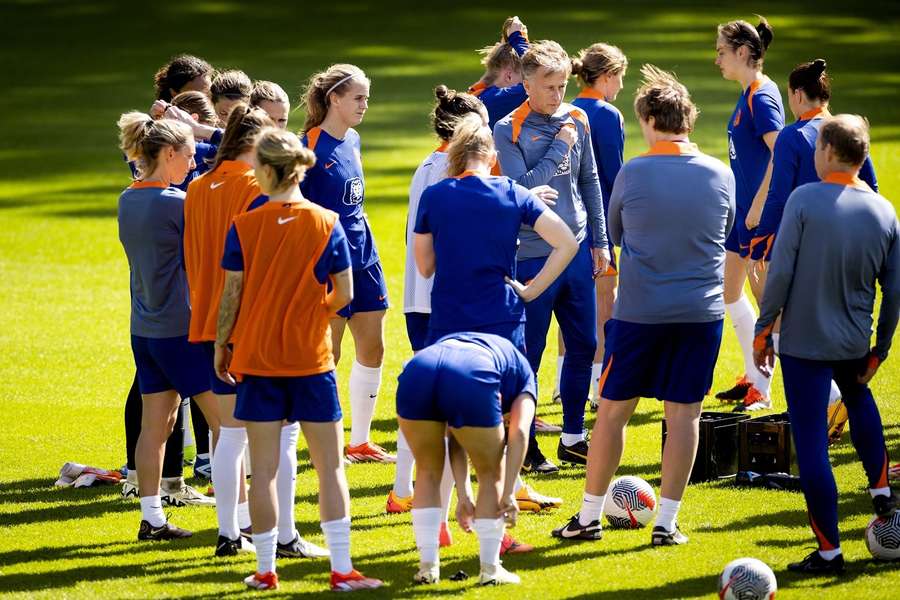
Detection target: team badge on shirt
<box><xmin>343</xmin><ymin>177</ymin><xmax>364</xmax><ymax>206</ymax></box>
<box><xmin>728</xmin><ymin>136</ymin><xmax>737</xmax><ymax>160</ymax></box>
<box><xmin>554</xmin><ymin>153</ymin><xmax>571</xmax><ymax>177</ymax></box>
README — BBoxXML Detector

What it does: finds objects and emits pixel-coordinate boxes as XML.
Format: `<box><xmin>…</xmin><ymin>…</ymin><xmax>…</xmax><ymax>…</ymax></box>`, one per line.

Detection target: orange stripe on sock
<box><xmin>877</xmin><ymin>449</ymin><xmax>890</xmax><ymax>489</ymax></box>
<box><xmin>809</xmin><ymin>513</ymin><xmax>836</xmax><ymax>551</ymax></box>
<box><xmin>597</xmin><ymin>355</ymin><xmax>614</xmax><ymax>398</ymax></box>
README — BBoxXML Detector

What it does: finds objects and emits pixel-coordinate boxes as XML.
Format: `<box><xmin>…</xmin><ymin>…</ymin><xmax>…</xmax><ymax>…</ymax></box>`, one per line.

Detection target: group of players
<box><xmin>115</xmin><ymin>13</ymin><xmax>899</xmax><ymax>592</ymax></box>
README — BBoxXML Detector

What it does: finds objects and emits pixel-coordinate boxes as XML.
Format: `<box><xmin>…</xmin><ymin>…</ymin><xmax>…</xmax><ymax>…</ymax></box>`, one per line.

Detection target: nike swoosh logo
<box><xmin>277</xmin><ymin>216</ymin><xmax>297</xmax><ymax>225</ymax></box>
<box><xmin>210</xmin><ymin>181</ymin><xmax>225</xmax><ymax>189</ymax></box>
<box><xmin>325</xmin><ymin>161</ymin><xmax>336</xmax><ymax>169</ymax></box>
<box><xmin>531</xmin><ymin>135</ymin><xmax>541</xmax><ymax>141</ymax></box>
<box><xmin>560</xmin><ymin>525</ymin><xmax>589</xmax><ymax>538</ymax></box>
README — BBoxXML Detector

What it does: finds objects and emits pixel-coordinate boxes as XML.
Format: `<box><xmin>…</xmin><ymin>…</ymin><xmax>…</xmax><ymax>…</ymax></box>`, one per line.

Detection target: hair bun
<box><xmin>570</xmin><ymin>57</ymin><xmax>583</xmax><ymax>76</ymax></box>
<box><xmin>434</xmin><ymin>85</ymin><xmax>450</xmax><ymax>101</ymax></box>
<box><xmin>755</xmin><ymin>17</ymin><xmax>774</xmax><ymax>50</ymax></box>
<box><xmin>812</xmin><ymin>58</ymin><xmax>827</xmax><ymax>74</ymax></box>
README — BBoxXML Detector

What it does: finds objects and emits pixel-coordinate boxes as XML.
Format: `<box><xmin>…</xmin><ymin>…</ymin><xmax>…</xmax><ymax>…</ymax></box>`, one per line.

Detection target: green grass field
<box><xmin>2</xmin><ymin>0</ymin><xmax>900</xmax><ymax>597</ymax></box>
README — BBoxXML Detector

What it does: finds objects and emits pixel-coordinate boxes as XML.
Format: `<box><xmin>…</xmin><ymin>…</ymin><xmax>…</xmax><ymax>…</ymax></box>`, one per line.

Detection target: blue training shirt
<box><xmin>414</xmin><ymin>172</ymin><xmax>547</xmax><ymax>330</ymax></box>
<box><xmin>727</xmin><ymin>76</ymin><xmax>785</xmax><ymax>210</ymax></box>
<box><xmin>300</xmin><ymin>127</ymin><xmax>379</xmax><ymax>271</ymax></box>
<box><xmin>469</xmin><ymin>30</ymin><xmax>529</xmax><ymax>129</ymax></box>
<box><xmin>430</xmin><ymin>332</ymin><xmax>537</xmax><ymax>413</ymax></box>
<box><xmin>572</xmin><ymin>88</ymin><xmax>625</xmax><ymax>222</ymax></box>
<box><xmin>752</xmin><ymin>107</ymin><xmax>878</xmax><ymax>260</ymax></box>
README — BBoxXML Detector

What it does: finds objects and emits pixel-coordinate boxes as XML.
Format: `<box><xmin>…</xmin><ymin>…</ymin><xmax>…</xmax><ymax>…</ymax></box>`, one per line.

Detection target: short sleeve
<box><xmin>751</xmin><ymin>90</ymin><xmax>784</xmax><ymax>136</ymax></box>
<box><xmin>413</xmin><ymin>186</ymin><xmax>435</xmax><ymax>234</ymax></box>
<box><xmin>313</xmin><ymin>220</ymin><xmax>352</xmax><ymax>284</ymax></box>
<box><xmin>513</xmin><ymin>182</ymin><xmax>547</xmax><ymax>227</ymax></box>
<box><xmin>221</xmin><ymin>224</ymin><xmax>244</xmax><ymax>271</ymax></box>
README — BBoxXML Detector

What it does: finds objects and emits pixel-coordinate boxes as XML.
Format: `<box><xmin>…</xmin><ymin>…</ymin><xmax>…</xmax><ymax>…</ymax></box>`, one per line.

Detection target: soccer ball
<box><xmin>603</xmin><ymin>476</ymin><xmax>656</xmax><ymax>528</ymax></box>
<box><xmin>865</xmin><ymin>512</ymin><xmax>900</xmax><ymax>560</ymax></box>
<box><xmin>718</xmin><ymin>558</ymin><xmax>777</xmax><ymax>600</ymax></box>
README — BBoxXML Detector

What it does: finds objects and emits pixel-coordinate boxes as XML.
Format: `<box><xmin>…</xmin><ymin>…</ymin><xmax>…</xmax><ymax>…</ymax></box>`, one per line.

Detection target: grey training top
<box><xmin>608</xmin><ymin>143</ymin><xmax>736</xmax><ymax>323</ymax></box>
<box><xmin>118</xmin><ymin>184</ymin><xmax>192</xmax><ymax>338</ymax></box>
<box><xmin>756</xmin><ymin>179</ymin><xmax>900</xmax><ymax>361</ymax></box>
<box><xmin>493</xmin><ymin>101</ymin><xmax>607</xmax><ymax>259</ymax></box>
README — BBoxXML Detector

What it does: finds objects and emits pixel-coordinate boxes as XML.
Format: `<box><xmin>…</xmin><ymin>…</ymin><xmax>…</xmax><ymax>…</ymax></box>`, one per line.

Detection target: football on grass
<box><xmin>603</xmin><ymin>476</ymin><xmax>656</xmax><ymax>528</ymax></box>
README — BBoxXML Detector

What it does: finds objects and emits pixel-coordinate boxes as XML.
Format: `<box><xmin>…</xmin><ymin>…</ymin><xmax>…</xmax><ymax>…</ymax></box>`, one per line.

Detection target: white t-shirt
<box><xmin>404</xmin><ymin>149</ymin><xmax>448</xmax><ymax>313</ymax></box>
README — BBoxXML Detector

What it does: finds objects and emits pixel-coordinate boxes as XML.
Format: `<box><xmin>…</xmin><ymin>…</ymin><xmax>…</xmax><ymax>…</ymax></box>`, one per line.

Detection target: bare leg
<box><xmin>584</xmin><ymin>397</ymin><xmax>639</xmax><ymax>496</ymax></box>
<box><xmin>659</xmin><ymin>400</ymin><xmax>702</xmax><ymax>501</ymax></box>
<box><xmin>136</xmin><ymin>390</ymin><xmax>181</xmax><ymax>498</ymax></box>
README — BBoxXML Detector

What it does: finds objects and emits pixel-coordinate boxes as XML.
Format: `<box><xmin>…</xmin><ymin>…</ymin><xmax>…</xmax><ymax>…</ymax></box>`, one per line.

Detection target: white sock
<box><xmin>127</xmin><ymin>470</ymin><xmax>138</xmax><ymax>485</ymax></box>
<box><xmin>561</xmin><ymin>432</ymin><xmax>585</xmax><ymax>446</ymax></box>
<box><xmin>182</xmin><ymin>401</ymin><xmax>193</xmax><ymax>448</ymax></box>
<box><xmin>655</xmin><ymin>497</ymin><xmax>681</xmax><ymax>533</ymax></box>
<box><xmin>276</xmin><ymin>422</ymin><xmax>300</xmax><ymax>544</ymax></box>
<box><xmin>726</xmin><ymin>297</ymin><xmax>762</xmax><ymax>389</ymax></box>
<box><xmin>160</xmin><ymin>475</ymin><xmax>183</xmax><ymax>492</ymax></box>
<box><xmin>140</xmin><ymin>495</ymin><xmax>166</xmax><ymax>528</ymax></box>
<box><xmin>473</xmin><ymin>517</ymin><xmax>505</xmax><ymax>568</ymax></box>
<box><xmin>439</xmin><ymin>438</ymin><xmax>454</xmax><ymax>522</ymax></box>
<box><xmin>213</xmin><ymin>426</ymin><xmax>247</xmax><ymax>539</ymax></box>
<box><xmin>870</xmin><ymin>487</ymin><xmax>891</xmax><ymax>498</ymax></box>
<box><xmin>554</xmin><ymin>356</ymin><xmax>564</xmax><ymax>395</ymax></box>
<box><xmin>412</xmin><ymin>507</ymin><xmax>442</xmax><ymax>565</ymax></box>
<box><xmin>349</xmin><ymin>361</ymin><xmax>381</xmax><ymax>446</ymax></box>
<box><xmin>238</xmin><ymin>501</ymin><xmax>251</xmax><ymax>531</ymax></box>
<box><xmin>394</xmin><ymin>427</ymin><xmax>415</xmax><ymax>497</ymax></box>
<box><xmin>819</xmin><ymin>547</ymin><xmax>842</xmax><ymax>560</ymax></box>
<box><xmin>197</xmin><ymin>452</ymin><xmax>210</xmax><ymax>462</ymax></box>
<box><xmin>513</xmin><ymin>475</ymin><xmax>524</xmax><ymax>494</ymax></box>
<box><xmin>590</xmin><ymin>362</ymin><xmax>602</xmax><ymax>401</ymax></box>
<box><xmin>579</xmin><ymin>492</ymin><xmax>606</xmax><ymax>526</ymax></box>
<box><xmin>829</xmin><ymin>380</ymin><xmax>842</xmax><ymax>405</ymax></box>
<box><xmin>253</xmin><ymin>528</ymin><xmax>278</xmax><ymax>574</ymax></box>
<box><xmin>322</xmin><ymin>517</ymin><xmax>353</xmax><ymax>574</ymax></box>
<box><xmin>763</xmin><ymin>333</ymin><xmax>779</xmax><ymax>397</ymax></box>
<box><xmin>771</xmin><ymin>332</ymin><xmax>780</xmax><ymax>353</ymax></box>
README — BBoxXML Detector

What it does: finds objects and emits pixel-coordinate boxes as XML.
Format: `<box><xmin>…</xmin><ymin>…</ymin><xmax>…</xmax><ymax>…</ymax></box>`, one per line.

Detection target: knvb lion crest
<box><xmin>343</xmin><ymin>177</ymin><xmax>364</xmax><ymax>206</ymax></box>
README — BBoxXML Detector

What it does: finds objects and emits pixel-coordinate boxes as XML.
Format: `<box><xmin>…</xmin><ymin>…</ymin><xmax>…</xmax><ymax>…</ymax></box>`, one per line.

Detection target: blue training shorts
<box><xmin>396</xmin><ymin>341</ymin><xmax>507</xmax><ymax>428</ymax></box>
<box><xmin>405</xmin><ymin>312</ymin><xmax>431</xmax><ymax>353</ymax></box>
<box><xmin>235</xmin><ymin>371</ymin><xmax>341</xmax><ymax>423</ymax></box>
<box><xmin>338</xmin><ymin>261</ymin><xmax>389</xmax><ymax>319</ymax></box>
<box><xmin>724</xmin><ymin>203</ymin><xmax>754</xmax><ymax>258</ymax></box>
<box><xmin>131</xmin><ymin>334</ymin><xmax>210</xmax><ymax>397</ymax></box>
<box><xmin>600</xmin><ymin>319</ymin><xmax>723</xmax><ymax>404</ymax></box>
<box><xmin>201</xmin><ymin>341</ymin><xmax>237</xmax><ymax>395</ymax></box>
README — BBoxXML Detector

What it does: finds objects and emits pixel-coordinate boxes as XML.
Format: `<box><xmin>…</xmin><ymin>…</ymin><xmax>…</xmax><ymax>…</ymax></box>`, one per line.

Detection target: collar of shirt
<box><xmin>798</xmin><ymin>106</ymin><xmax>830</xmax><ymax>121</ymax></box>
<box><xmin>128</xmin><ymin>180</ymin><xmax>168</xmax><ymax>189</ymax></box>
<box><xmin>823</xmin><ymin>171</ymin><xmax>870</xmax><ymax>191</ymax></box>
<box><xmin>642</xmin><ymin>140</ymin><xmax>699</xmax><ymax>156</ymax></box>
<box><xmin>576</xmin><ymin>87</ymin><xmax>606</xmax><ymax>101</ymax></box>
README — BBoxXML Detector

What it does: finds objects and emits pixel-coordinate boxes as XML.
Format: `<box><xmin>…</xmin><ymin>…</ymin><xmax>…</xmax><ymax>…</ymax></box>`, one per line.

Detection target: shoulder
<box><xmin>564</xmin><ymin>103</ymin><xmax>590</xmax><ymax>129</ymax></box>
<box><xmin>161</xmin><ymin>187</ymin><xmax>186</xmax><ymax>202</ymax></box>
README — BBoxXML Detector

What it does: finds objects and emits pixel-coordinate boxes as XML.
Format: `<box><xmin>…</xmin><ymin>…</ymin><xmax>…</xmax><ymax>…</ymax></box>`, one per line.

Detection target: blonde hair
<box><xmin>522</xmin><ymin>40</ymin><xmax>572</xmax><ymax>79</ymax></box>
<box><xmin>301</xmin><ymin>64</ymin><xmax>368</xmax><ymax>133</ymax></box>
<box><xmin>633</xmin><ymin>65</ymin><xmax>698</xmax><ymax>135</ymax></box>
<box><xmin>446</xmin><ymin>113</ymin><xmax>494</xmax><ymax>177</ymax></box>
<box><xmin>479</xmin><ymin>42</ymin><xmax>523</xmax><ymax>86</ymax></box>
<box><xmin>572</xmin><ymin>43</ymin><xmax>628</xmax><ymax>86</ymax></box>
<box><xmin>255</xmin><ymin>128</ymin><xmax>317</xmax><ymax>191</ymax></box>
<box><xmin>819</xmin><ymin>114</ymin><xmax>870</xmax><ymax>166</ymax></box>
<box><xmin>117</xmin><ymin>112</ymin><xmax>192</xmax><ymax>179</ymax></box>
<box><xmin>251</xmin><ymin>80</ymin><xmax>289</xmax><ymax>106</ymax></box>
<box><xmin>171</xmin><ymin>91</ymin><xmax>217</xmax><ymax>126</ymax></box>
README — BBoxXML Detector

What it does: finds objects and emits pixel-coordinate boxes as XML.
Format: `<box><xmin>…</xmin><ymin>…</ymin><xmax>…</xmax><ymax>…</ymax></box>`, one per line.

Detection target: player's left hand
<box><xmin>858</xmin><ymin>351</ymin><xmax>881</xmax><ymax>384</ymax></box>
<box><xmin>456</xmin><ymin>494</ymin><xmax>476</xmax><ymax>533</ymax></box>
<box><xmin>745</xmin><ymin>203</ymin><xmax>763</xmax><ymax>229</ymax></box>
<box><xmin>150</xmin><ymin>100</ymin><xmax>169</xmax><ymax>120</ymax></box>
<box><xmin>530</xmin><ymin>184</ymin><xmax>558</xmax><ymax>206</ymax></box>
<box><xmin>505</xmin><ymin>276</ymin><xmax>534</xmax><ymax>302</ymax></box>
<box><xmin>214</xmin><ymin>343</ymin><xmax>236</xmax><ymax>386</ymax></box>
<box><xmin>499</xmin><ymin>492</ymin><xmax>519</xmax><ymax>527</ymax></box>
<box><xmin>592</xmin><ymin>247</ymin><xmax>611</xmax><ymax>278</ymax></box>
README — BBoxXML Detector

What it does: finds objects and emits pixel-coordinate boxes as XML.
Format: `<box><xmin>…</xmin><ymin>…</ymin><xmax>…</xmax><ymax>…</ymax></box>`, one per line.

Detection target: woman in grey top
<box><xmin>117</xmin><ymin>112</ymin><xmax>215</xmax><ymax>540</ymax></box>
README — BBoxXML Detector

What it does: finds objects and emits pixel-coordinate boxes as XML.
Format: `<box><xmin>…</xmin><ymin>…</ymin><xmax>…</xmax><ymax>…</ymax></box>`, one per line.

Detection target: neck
<box><xmin>143</xmin><ymin>166</ymin><xmax>169</xmax><ymax>187</ymax></box>
<box><xmin>527</xmin><ymin>100</ymin><xmax>554</xmax><ymax>116</ymax></box>
<box><xmin>268</xmin><ymin>184</ymin><xmax>304</xmax><ymax>203</ymax></box>
<box><xmin>320</xmin><ymin>112</ymin><xmax>349</xmax><ymax>140</ymax></box>
<box><xmin>739</xmin><ymin>69</ymin><xmax>764</xmax><ymax>91</ymax></box>
<box><xmin>464</xmin><ymin>160</ymin><xmax>491</xmax><ymax>175</ymax></box>
<box><xmin>589</xmin><ymin>82</ymin><xmax>607</xmax><ymax>100</ymax></box>
<box><xmin>798</xmin><ymin>101</ymin><xmax>826</xmax><ymax>116</ymax></box>
<box><xmin>234</xmin><ymin>151</ymin><xmax>255</xmax><ymax>166</ymax></box>
<box><xmin>649</xmin><ymin>132</ymin><xmax>689</xmax><ymax>145</ymax></box>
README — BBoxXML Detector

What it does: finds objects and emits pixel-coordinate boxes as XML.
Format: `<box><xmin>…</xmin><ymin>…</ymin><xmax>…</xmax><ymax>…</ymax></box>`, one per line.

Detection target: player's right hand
<box><xmin>499</xmin><ymin>492</ymin><xmax>519</xmax><ymax>527</ymax></box>
<box><xmin>456</xmin><ymin>494</ymin><xmax>475</xmax><ymax>533</ymax></box>
<box><xmin>505</xmin><ymin>16</ymin><xmax>525</xmax><ymax>38</ymax></box>
<box><xmin>556</xmin><ymin>123</ymin><xmax>577</xmax><ymax>148</ymax></box>
<box><xmin>505</xmin><ymin>276</ymin><xmax>534</xmax><ymax>302</ymax></box>
<box><xmin>530</xmin><ymin>184</ymin><xmax>558</xmax><ymax>206</ymax></box>
<box><xmin>214</xmin><ymin>343</ymin><xmax>236</xmax><ymax>386</ymax></box>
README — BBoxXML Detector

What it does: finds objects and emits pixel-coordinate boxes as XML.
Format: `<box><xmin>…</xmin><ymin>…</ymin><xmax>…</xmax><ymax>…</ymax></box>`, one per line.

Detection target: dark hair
<box><xmin>788</xmin><ymin>59</ymin><xmax>831</xmax><ymax>103</ymax></box>
<box><xmin>153</xmin><ymin>54</ymin><xmax>213</xmax><ymax>101</ymax></box>
<box><xmin>211</xmin><ymin>104</ymin><xmax>274</xmax><ymax>171</ymax></box>
<box><xmin>211</xmin><ymin>70</ymin><xmax>252</xmax><ymax>104</ymax></box>
<box><xmin>432</xmin><ymin>85</ymin><xmax>487</xmax><ymax>141</ymax></box>
<box><xmin>572</xmin><ymin>43</ymin><xmax>628</xmax><ymax>87</ymax></box>
<box><xmin>634</xmin><ymin>65</ymin><xmax>698</xmax><ymax>135</ymax></box>
<box><xmin>820</xmin><ymin>114</ymin><xmax>869</xmax><ymax>166</ymax></box>
<box><xmin>718</xmin><ymin>17</ymin><xmax>773</xmax><ymax>69</ymax></box>
<box><xmin>171</xmin><ymin>91</ymin><xmax>217</xmax><ymax>126</ymax></box>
